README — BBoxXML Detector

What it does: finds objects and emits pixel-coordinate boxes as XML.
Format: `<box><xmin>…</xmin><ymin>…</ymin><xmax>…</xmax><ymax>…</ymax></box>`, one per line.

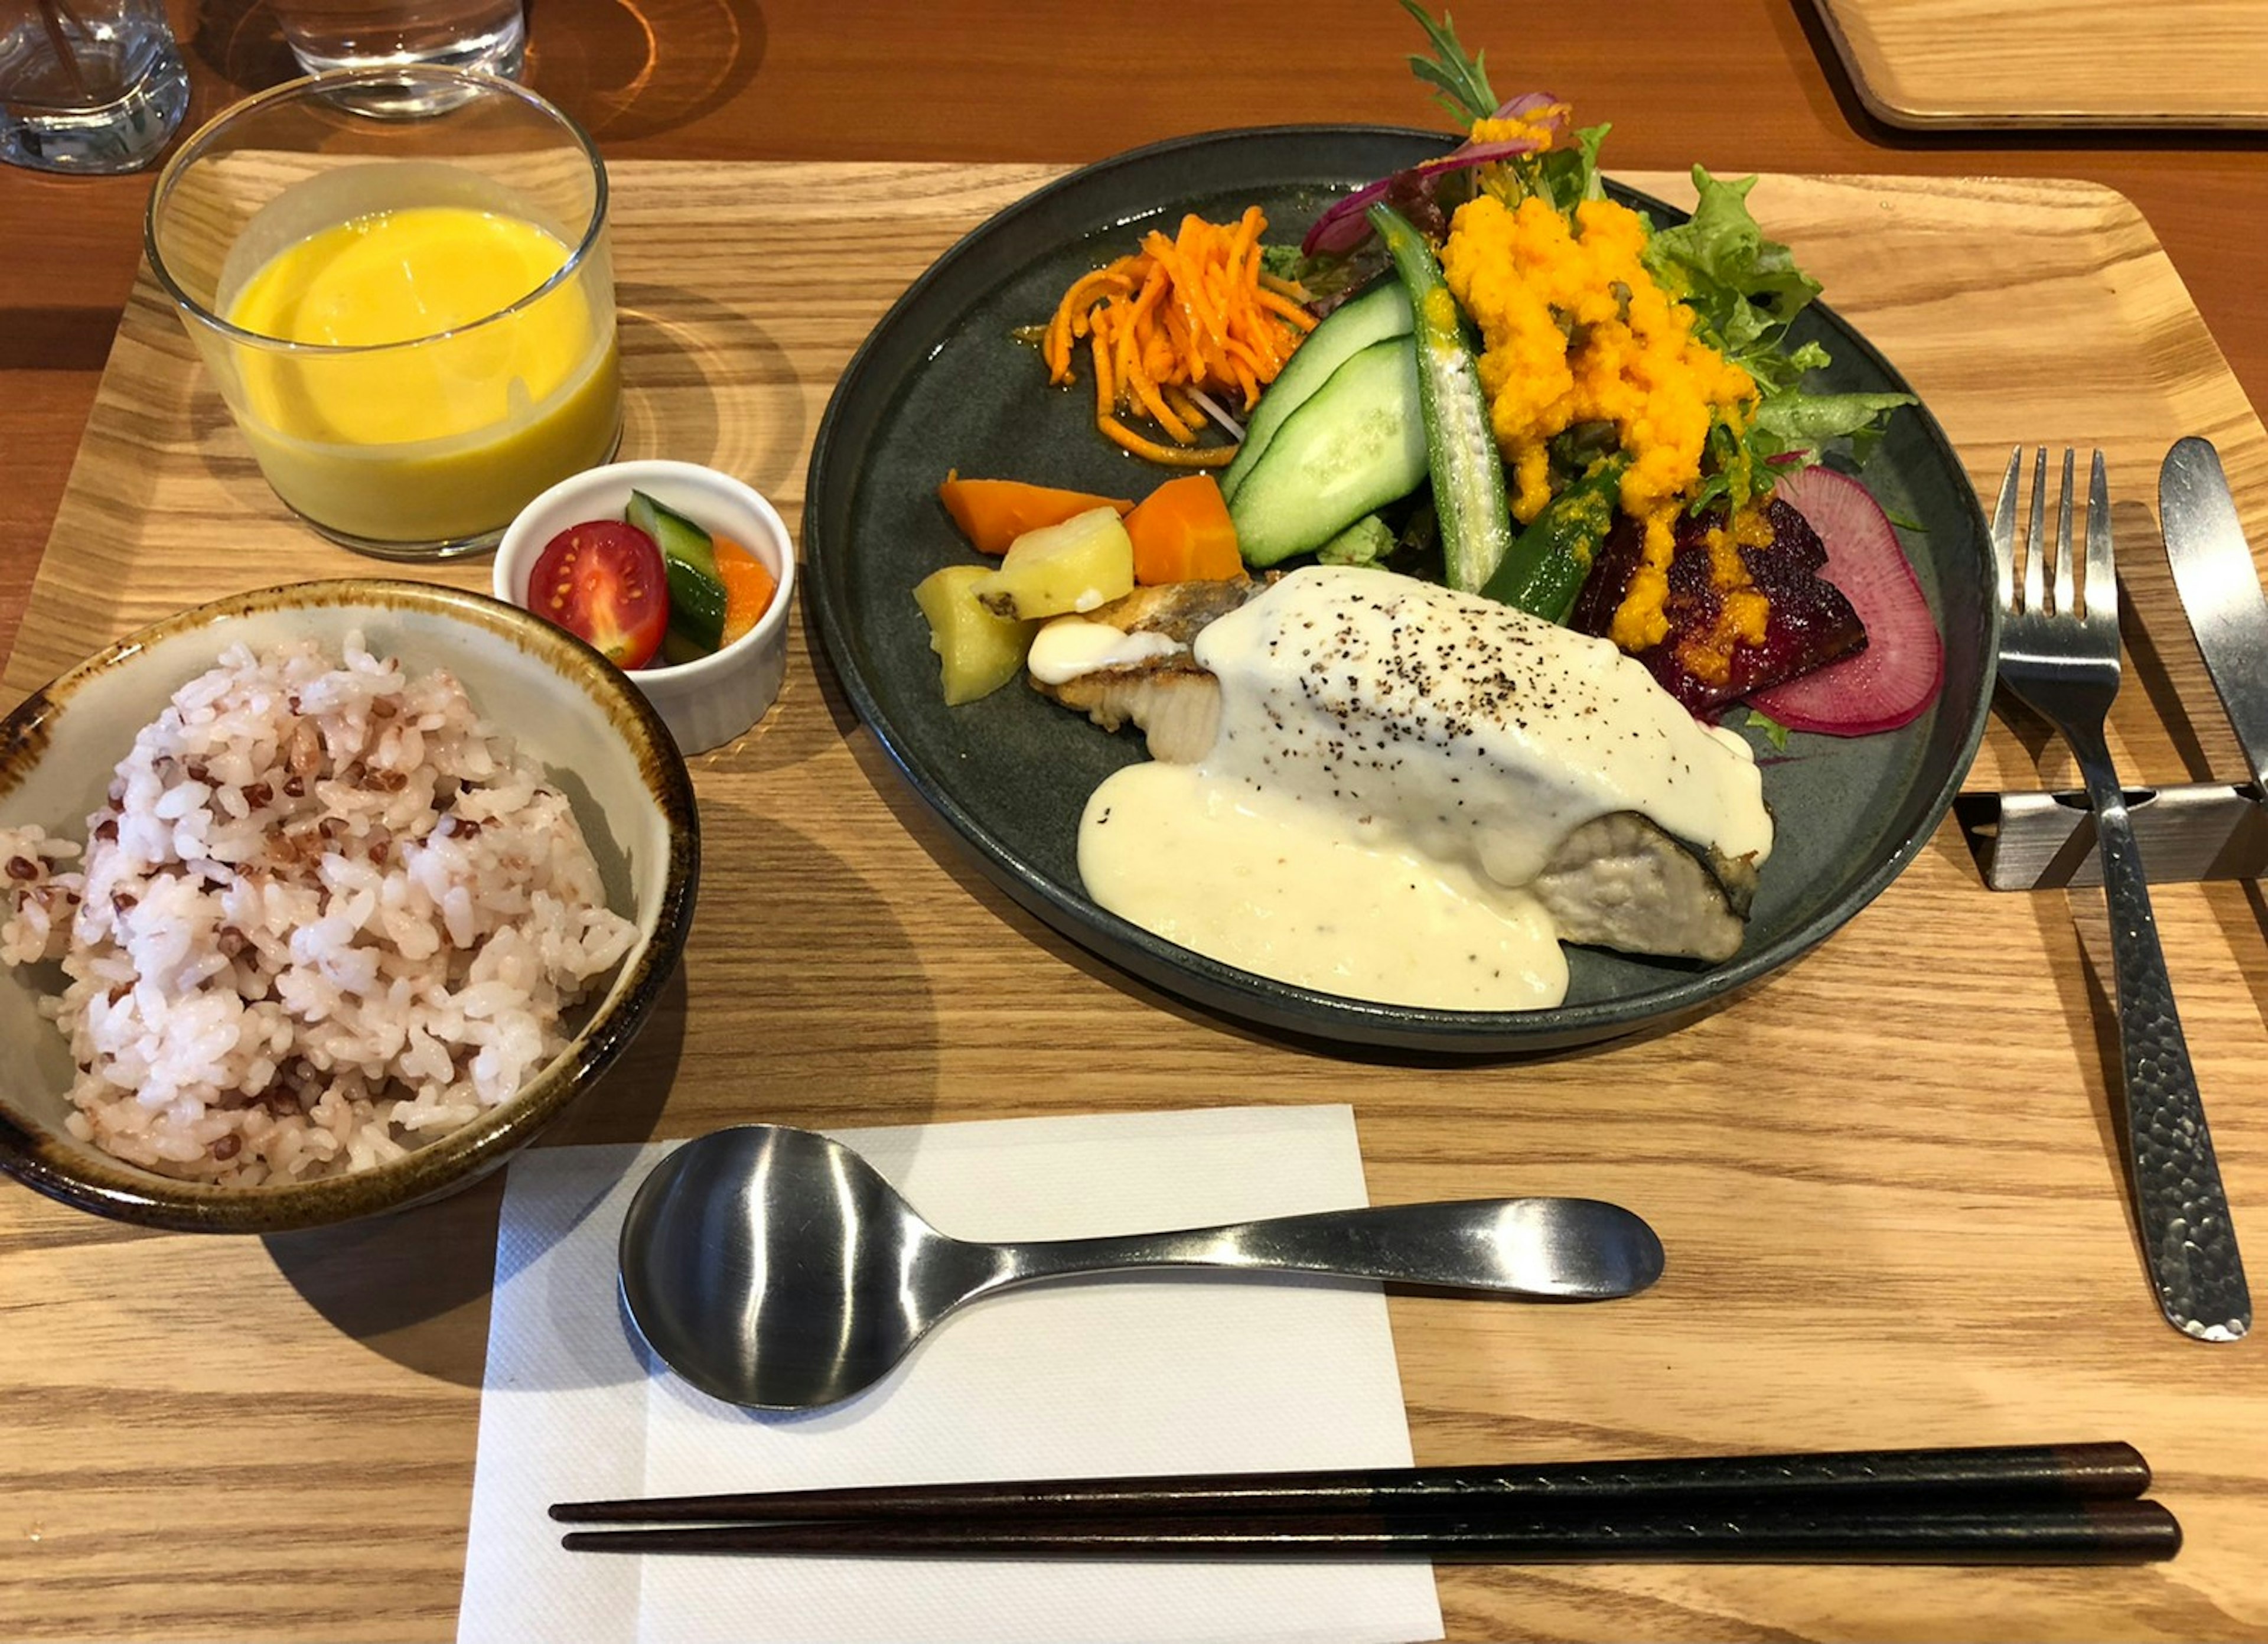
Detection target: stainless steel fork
<box><xmin>1992</xmin><ymin>447</ymin><xmax>2249</xmax><ymax>1342</ymax></box>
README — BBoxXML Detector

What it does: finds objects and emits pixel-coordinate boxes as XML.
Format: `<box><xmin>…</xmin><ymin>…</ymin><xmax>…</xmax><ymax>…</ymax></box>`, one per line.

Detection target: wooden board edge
<box><xmin>1806</xmin><ymin>0</ymin><xmax>2268</xmax><ymax>131</ymax></box>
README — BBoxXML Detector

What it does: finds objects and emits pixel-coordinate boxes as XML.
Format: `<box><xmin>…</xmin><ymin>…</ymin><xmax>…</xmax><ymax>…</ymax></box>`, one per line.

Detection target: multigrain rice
<box><xmin>0</xmin><ymin>635</ymin><xmax>638</xmax><ymax>1184</ymax></box>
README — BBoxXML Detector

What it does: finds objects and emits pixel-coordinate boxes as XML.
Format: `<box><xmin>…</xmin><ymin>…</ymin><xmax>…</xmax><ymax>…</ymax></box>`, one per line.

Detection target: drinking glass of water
<box><xmin>268</xmin><ymin>0</ymin><xmax>527</xmax><ymax>113</ymax></box>
<box><xmin>0</xmin><ymin>0</ymin><xmax>189</xmax><ymax>174</ymax></box>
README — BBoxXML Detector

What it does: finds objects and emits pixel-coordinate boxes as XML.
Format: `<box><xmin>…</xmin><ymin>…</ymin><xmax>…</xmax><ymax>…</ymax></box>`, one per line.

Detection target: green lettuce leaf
<box><xmin>1742</xmin><ymin>708</ymin><xmax>1793</xmax><ymax>751</ymax></box>
<box><xmin>1643</xmin><ymin>165</ymin><xmax>1912</xmax><ymax>504</ymax></box>
<box><xmin>1644</xmin><ymin>168</ymin><xmax>1820</xmax><ymax>362</ymax></box>
<box><xmin>1754</xmin><ymin>390</ymin><xmax>1917</xmax><ymax>447</ymax></box>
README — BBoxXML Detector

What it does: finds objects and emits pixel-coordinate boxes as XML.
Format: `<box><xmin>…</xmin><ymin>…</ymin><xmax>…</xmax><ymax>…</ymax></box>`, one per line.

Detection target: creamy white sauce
<box><xmin>1028</xmin><ymin>617</ymin><xmax>1187</xmax><ymax>685</ymax></box>
<box><xmin>1076</xmin><ymin>565</ymin><xmax>1774</xmax><ymax>1011</ymax></box>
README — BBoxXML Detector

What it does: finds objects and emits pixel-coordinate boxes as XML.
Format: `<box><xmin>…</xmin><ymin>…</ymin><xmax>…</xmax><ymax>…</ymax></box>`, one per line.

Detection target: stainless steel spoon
<box><xmin>617</xmin><ymin>1124</ymin><xmax>1666</xmax><ymax>1410</ymax></box>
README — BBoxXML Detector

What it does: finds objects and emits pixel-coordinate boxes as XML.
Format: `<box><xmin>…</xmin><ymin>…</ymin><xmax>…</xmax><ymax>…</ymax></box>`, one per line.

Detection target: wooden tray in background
<box><xmin>1811</xmin><ymin>0</ymin><xmax>2268</xmax><ymax>129</ymax></box>
<box><xmin>5</xmin><ymin>163</ymin><xmax>2268</xmax><ymax>1643</ymax></box>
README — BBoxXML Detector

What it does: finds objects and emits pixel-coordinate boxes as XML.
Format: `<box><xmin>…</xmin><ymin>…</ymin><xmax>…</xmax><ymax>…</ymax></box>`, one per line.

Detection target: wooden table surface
<box><xmin>5</xmin><ymin>4</ymin><xmax>2267</xmax><ymax>1641</ymax></box>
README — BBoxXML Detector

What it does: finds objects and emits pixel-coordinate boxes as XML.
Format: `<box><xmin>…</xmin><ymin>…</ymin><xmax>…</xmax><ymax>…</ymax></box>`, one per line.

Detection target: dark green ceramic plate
<box><xmin>804</xmin><ymin>126</ymin><xmax>1996</xmax><ymax>1054</ymax></box>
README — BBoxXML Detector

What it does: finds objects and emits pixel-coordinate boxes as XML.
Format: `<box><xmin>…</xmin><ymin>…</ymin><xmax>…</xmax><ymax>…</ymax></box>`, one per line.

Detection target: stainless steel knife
<box><xmin>2160</xmin><ymin>437</ymin><xmax>2268</xmax><ymax>796</ymax></box>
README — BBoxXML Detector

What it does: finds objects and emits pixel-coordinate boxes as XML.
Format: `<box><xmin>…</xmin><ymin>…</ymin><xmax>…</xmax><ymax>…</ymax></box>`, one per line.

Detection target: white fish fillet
<box><xmin>1027</xmin><ymin>577</ymin><xmax>1262</xmax><ymax>763</ymax></box>
<box><xmin>1040</xmin><ymin>567</ymin><xmax>1769</xmax><ymax>962</ymax></box>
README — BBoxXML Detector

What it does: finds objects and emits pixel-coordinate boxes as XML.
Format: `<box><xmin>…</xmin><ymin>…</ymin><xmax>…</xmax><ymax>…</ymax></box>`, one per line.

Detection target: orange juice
<box><xmin>222</xmin><ymin>204</ymin><xmax>618</xmax><ymax>545</ymax></box>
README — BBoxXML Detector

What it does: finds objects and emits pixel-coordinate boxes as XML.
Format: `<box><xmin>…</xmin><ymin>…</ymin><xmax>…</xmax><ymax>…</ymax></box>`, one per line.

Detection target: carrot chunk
<box><xmin>1123</xmin><ymin>474</ymin><xmax>1244</xmax><ymax>584</ymax></box>
<box><xmin>937</xmin><ymin>473</ymin><xmax>1135</xmax><ymax>555</ymax></box>
<box><xmin>713</xmin><ymin>536</ymin><xmax>779</xmax><ymax>644</ymax></box>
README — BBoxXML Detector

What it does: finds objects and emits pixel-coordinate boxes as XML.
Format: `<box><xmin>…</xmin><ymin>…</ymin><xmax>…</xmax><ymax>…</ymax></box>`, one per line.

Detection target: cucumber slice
<box><xmin>661</xmin><ymin>561</ymin><xmax>728</xmax><ymax>656</ymax></box>
<box><xmin>1220</xmin><ymin>279</ymin><xmax>1413</xmax><ymax>503</ymax></box>
<box><xmin>1227</xmin><ymin>338</ymin><xmax>1428</xmax><ymax>568</ymax></box>
<box><xmin>628</xmin><ymin>489</ymin><xmax>728</xmax><ymax>655</ymax></box>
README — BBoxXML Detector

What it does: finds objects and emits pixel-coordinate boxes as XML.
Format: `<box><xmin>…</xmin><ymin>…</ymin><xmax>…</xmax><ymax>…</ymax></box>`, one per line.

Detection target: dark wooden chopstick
<box><xmin>550</xmin><ymin>1441</ymin><xmax>2150</xmax><ymax>1526</ymax></box>
<box><xmin>559</xmin><ymin>1498</ymin><xmax>2181</xmax><ymax>1563</ymax></box>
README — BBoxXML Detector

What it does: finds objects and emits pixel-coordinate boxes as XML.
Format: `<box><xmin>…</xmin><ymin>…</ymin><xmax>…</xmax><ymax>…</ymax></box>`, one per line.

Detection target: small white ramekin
<box><xmin>495</xmin><ymin>460</ymin><xmax>795</xmax><ymax>754</ymax></box>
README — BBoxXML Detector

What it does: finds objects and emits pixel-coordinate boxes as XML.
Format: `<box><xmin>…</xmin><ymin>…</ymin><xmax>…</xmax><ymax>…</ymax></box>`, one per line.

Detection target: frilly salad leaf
<box><xmin>1643</xmin><ymin>166</ymin><xmax>1913</xmax><ymax>502</ymax></box>
<box><xmin>1644</xmin><ymin>169</ymin><xmax>1821</xmax><ymax>362</ymax></box>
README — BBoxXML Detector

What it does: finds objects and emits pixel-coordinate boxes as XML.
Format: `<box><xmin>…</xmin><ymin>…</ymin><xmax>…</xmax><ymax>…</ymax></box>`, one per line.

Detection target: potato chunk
<box><xmin>969</xmin><ymin>507</ymin><xmax>1136</xmax><ymax>620</ymax></box>
<box><xmin>914</xmin><ymin>565</ymin><xmax>1040</xmax><ymax>705</ymax></box>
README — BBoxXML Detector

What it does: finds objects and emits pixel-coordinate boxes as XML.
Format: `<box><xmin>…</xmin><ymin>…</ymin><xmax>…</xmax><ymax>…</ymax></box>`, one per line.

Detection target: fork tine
<box><xmin>2084</xmin><ymin>449</ymin><xmax>2116</xmax><ymax>629</ymax></box>
<box><xmin>2023</xmin><ymin>447</ymin><xmax>2049</xmax><ymax>616</ymax></box>
<box><xmin>2053</xmin><ymin>448</ymin><xmax>2078</xmax><ymax>618</ymax></box>
<box><xmin>1992</xmin><ymin>448</ymin><xmax>2020</xmax><ymax>613</ymax></box>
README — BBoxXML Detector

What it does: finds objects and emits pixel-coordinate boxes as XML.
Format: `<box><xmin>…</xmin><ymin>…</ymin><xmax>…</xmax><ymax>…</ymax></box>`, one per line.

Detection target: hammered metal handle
<box><xmin>2078</xmin><ymin>735</ymin><xmax>2251</xmax><ymax>1341</ymax></box>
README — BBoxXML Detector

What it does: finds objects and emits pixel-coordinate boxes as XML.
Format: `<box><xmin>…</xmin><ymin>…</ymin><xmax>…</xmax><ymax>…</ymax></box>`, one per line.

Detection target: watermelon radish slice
<box><xmin>1748</xmin><ymin>466</ymin><xmax>1944</xmax><ymax>735</ymax></box>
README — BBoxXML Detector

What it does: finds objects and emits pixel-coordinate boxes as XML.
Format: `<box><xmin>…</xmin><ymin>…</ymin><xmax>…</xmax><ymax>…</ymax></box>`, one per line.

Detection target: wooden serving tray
<box><xmin>1811</xmin><ymin>0</ymin><xmax>2268</xmax><ymax>129</ymax></box>
<box><xmin>5</xmin><ymin>163</ymin><xmax>2268</xmax><ymax>1643</ymax></box>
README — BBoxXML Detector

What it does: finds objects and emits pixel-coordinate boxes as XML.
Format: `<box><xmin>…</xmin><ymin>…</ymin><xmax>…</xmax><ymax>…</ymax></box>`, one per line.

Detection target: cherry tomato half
<box><xmin>527</xmin><ymin>520</ymin><xmax>670</xmax><ymax>670</ymax></box>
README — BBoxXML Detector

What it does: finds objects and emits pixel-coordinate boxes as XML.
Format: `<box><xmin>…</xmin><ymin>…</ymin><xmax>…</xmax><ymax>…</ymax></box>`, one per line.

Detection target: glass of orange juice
<box><xmin>144</xmin><ymin>68</ymin><xmax>620</xmax><ymax>559</ymax></box>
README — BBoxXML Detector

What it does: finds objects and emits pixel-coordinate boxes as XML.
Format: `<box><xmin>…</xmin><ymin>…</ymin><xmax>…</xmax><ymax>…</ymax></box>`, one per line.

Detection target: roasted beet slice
<box><xmin>1569</xmin><ymin>496</ymin><xmax>1867</xmax><ymax>714</ymax></box>
<box><xmin>1748</xmin><ymin>466</ymin><xmax>1944</xmax><ymax>735</ymax></box>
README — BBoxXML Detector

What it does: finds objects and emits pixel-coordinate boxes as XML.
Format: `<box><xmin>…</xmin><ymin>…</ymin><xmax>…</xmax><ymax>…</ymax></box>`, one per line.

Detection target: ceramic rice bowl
<box><xmin>0</xmin><ymin>580</ymin><xmax>698</xmax><ymax>1233</ymax></box>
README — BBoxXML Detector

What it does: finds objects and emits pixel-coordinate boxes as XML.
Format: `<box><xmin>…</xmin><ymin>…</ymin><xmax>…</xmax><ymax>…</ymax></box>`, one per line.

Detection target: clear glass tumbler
<box><xmin>145</xmin><ymin>68</ymin><xmax>623</xmax><ymax>560</ymax></box>
<box><xmin>269</xmin><ymin>0</ymin><xmax>526</xmax><ymax>115</ymax></box>
<box><xmin>0</xmin><ymin>0</ymin><xmax>189</xmax><ymax>174</ymax></box>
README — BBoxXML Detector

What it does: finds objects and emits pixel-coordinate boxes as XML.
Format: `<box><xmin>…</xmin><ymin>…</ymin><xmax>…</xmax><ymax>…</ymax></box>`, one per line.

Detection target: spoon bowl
<box><xmin>618</xmin><ymin>1125</ymin><xmax>1665</xmax><ymax>1411</ymax></box>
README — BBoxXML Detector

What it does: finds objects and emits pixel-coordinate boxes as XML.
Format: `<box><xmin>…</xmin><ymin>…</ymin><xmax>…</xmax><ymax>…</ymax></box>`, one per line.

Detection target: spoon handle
<box><xmin>991</xmin><ymin>1197</ymin><xmax>1663</xmax><ymax>1301</ymax></box>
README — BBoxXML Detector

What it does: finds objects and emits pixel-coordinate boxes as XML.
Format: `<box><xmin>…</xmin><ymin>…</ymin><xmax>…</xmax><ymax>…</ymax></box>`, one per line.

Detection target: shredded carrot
<box><xmin>1044</xmin><ymin>205</ymin><xmax>1313</xmax><ymax>461</ymax></box>
<box><xmin>1099</xmin><ymin>414</ymin><xmax>1237</xmax><ymax>468</ymax></box>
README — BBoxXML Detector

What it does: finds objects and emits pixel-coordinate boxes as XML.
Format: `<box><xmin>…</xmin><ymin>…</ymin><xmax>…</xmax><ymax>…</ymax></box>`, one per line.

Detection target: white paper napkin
<box><xmin>458</xmin><ymin>1105</ymin><xmax>1445</xmax><ymax>1644</ymax></box>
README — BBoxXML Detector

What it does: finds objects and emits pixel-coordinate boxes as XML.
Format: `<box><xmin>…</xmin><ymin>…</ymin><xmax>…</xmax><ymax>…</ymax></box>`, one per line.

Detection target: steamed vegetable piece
<box><xmin>939</xmin><ymin>473</ymin><xmax>1133</xmax><ymax>554</ymax></box>
<box><xmin>1042</xmin><ymin>207</ymin><xmax>1317</xmax><ymax>467</ymax></box>
<box><xmin>1124</xmin><ymin>474</ymin><xmax>1243</xmax><ymax>584</ymax></box>
<box><xmin>969</xmin><ymin>506</ymin><xmax>1137</xmax><ymax>620</ymax></box>
<box><xmin>1229</xmin><ymin>337</ymin><xmax>1428</xmax><ymax>567</ymax></box>
<box><xmin>1367</xmin><ymin>203</ymin><xmax>1511</xmax><ymax>594</ymax></box>
<box><xmin>914</xmin><ymin>566</ymin><xmax>1041</xmax><ymax>705</ymax></box>
<box><xmin>1218</xmin><ymin>279</ymin><xmax>1414</xmax><ymax>502</ymax></box>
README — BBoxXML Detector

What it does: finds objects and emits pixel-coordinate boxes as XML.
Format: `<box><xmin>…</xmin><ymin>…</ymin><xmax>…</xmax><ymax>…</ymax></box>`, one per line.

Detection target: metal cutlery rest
<box><xmin>1966</xmin><ymin>437</ymin><xmax>2268</xmax><ymax>894</ymax></box>
<box><xmin>1959</xmin><ymin>780</ymin><xmax>2268</xmax><ymax>891</ymax></box>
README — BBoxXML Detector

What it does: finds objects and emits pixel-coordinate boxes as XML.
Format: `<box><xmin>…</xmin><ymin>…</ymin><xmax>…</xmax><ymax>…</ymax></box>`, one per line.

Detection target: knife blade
<box><xmin>2159</xmin><ymin>437</ymin><xmax>2268</xmax><ymax>796</ymax></box>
